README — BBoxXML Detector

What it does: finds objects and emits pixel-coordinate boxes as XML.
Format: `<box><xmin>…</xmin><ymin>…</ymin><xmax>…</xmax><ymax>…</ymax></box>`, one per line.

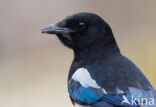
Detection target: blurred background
<box><xmin>0</xmin><ymin>0</ymin><xmax>156</xmax><ymax>107</ymax></box>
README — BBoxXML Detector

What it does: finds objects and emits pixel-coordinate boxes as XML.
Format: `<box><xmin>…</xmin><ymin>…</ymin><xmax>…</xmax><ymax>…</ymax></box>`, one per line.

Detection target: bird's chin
<box><xmin>57</xmin><ymin>34</ymin><xmax>74</xmax><ymax>49</ymax></box>
<box><xmin>62</xmin><ymin>35</ymin><xmax>72</xmax><ymax>41</ymax></box>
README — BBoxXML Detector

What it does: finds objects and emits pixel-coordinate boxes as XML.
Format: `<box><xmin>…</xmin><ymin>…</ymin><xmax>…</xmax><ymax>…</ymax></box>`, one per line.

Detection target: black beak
<box><xmin>41</xmin><ymin>22</ymin><xmax>74</xmax><ymax>35</ymax></box>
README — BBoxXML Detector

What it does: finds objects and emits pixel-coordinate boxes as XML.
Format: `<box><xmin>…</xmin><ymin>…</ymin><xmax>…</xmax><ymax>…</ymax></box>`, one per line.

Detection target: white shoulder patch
<box><xmin>72</xmin><ymin>68</ymin><xmax>101</xmax><ymax>88</ymax></box>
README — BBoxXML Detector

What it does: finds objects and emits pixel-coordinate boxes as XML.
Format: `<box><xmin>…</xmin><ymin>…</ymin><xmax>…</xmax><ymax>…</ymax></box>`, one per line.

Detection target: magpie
<box><xmin>41</xmin><ymin>12</ymin><xmax>156</xmax><ymax>107</ymax></box>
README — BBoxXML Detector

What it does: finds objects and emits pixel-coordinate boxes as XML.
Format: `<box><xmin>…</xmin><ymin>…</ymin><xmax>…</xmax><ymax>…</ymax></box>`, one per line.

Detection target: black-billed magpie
<box><xmin>41</xmin><ymin>12</ymin><xmax>156</xmax><ymax>107</ymax></box>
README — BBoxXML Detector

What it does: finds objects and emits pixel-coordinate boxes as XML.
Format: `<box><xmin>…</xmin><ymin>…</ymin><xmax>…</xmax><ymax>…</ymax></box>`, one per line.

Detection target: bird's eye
<box><xmin>78</xmin><ymin>22</ymin><xmax>86</xmax><ymax>28</ymax></box>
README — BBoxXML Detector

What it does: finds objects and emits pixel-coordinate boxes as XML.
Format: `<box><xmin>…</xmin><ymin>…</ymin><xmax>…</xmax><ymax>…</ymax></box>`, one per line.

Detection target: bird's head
<box><xmin>42</xmin><ymin>12</ymin><xmax>116</xmax><ymax>50</ymax></box>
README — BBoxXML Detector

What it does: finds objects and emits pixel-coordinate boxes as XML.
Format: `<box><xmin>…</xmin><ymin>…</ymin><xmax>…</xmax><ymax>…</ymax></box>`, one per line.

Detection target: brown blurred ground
<box><xmin>0</xmin><ymin>0</ymin><xmax>156</xmax><ymax>107</ymax></box>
